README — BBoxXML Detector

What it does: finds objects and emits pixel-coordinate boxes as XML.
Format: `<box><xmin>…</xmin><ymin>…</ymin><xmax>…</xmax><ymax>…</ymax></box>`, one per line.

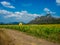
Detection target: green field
<box><xmin>0</xmin><ymin>24</ymin><xmax>60</xmax><ymax>43</ymax></box>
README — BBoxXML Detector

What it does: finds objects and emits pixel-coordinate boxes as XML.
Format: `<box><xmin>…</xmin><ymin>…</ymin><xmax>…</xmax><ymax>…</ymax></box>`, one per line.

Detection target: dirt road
<box><xmin>0</xmin><ymin>28</ymin><xmax>60</xmax><ymax>45</ymax></box>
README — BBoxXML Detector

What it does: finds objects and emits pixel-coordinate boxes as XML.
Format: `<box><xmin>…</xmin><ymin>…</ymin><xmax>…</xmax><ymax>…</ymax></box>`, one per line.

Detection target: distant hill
<box><xmin>28</xmin><ymin>14</ymin><xmax>60</xmax><ymax>24</ymax></box>
<box><xmin>0</xmin><ymin>22</ymin><xmax>26</xmax><ymax>25</ymax></box>
<box><xmin>0</xmin><ymin>22</ymin><xmax>5</xmax><ymax>25</ymax></box>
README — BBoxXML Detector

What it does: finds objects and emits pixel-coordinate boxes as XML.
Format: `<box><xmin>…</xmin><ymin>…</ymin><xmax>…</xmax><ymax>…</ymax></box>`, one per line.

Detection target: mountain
<box><xmin>0</xmin><ymin>22</ymin><xmax>5</xmax><ymax>25</ymax></box>
<box><xmin>28</xmin><ymin>14</ymin><xmax>60</xmax><ymax>24</ymax></box>
<box><xmin>10</xmin><ymin>22</ymin><xmax>19</xmax><ymax>24</ymax></box>
<box><xmin>0</xmin><ymin>22</ymin><xmax>26</xmax><ymax>25</ymax></box>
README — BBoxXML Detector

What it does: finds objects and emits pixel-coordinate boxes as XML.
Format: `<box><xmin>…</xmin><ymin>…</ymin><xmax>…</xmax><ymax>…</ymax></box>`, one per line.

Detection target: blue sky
<box><xmin>0</xmin><ymin>0</ymin><xmax>60</xmax><ymax>23</ymax></box>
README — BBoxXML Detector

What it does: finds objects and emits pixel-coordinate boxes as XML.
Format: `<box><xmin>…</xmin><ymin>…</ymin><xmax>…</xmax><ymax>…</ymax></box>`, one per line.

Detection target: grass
<box><xmin>0</xmin><ymin>24</ymin><xmax>60</xmax><ymax>43</ymax></box>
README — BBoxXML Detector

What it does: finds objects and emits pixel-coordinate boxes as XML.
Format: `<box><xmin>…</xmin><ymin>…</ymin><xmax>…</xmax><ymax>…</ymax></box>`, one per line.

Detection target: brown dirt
<box><xmin>0</xmin><ymin>28</ymin><xmax>60</xmax><ymax>45</ymax></box>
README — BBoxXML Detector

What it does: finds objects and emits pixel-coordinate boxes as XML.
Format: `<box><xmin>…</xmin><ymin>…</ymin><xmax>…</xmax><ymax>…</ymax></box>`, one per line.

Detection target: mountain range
<box><xmin>28</xmin><ymin>14</ymin><xmax>60</xmax><ymax>24</ymax></box>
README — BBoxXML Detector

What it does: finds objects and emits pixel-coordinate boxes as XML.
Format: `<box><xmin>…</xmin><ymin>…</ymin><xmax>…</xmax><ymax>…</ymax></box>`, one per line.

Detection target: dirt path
<box><xmin>0</xmin><ymin>28</ymin><xmax>60</xmax><ymax>45</ymax></box>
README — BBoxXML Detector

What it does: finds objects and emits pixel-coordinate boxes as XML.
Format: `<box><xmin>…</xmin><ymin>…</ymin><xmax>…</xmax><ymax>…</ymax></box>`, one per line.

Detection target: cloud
<box><xmin>44</xmin><ymin>8</ymin><xmax>56</xmax><ymax>14</ymax></box>
<box><xmin>0</xmin><ymin>1</ymin><xmax>15</xmax><ymax>8</ymax></box>
<box><xmin>0</xmin><ymin>9</ymin><xmax>41</xmax><ymax>22</ymax></box>
<box><xmin>44</xmin><ymin>8</ymin><xmax>50</xmax><ymax>12</ymax></box>
<box><xmin>0</xmin><ymin>10</ymin><xmax>13</xmax><ymax>15</ymax></box>
<box><xmin>56</xmin><ymin>0</ymin><xmax>60</xmax><ymax>5</ymax></box>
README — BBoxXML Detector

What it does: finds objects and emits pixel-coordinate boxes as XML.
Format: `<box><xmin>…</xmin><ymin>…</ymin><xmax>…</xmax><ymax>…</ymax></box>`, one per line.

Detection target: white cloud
<box><xmin>0</xmin><ymin>1</ymin><xmax>15</xmax><ymax>8</ymax></box>
<box><xmin>0</xmin><ymin>9</ymin><xmax>41</xmax><ymax>22</ymax></box>
<box><xmin>44</xmin><ymin>8</ymin><xmax>50</xmax><ymax>11</ymax></box>
<box><xmin>56</xmin><ymin>0</ymin><xmax>60</xmax><ymax>5</ymax></box>
<box><xmin>44</xmin><ymin>8</ymin><xmax>56</xmax><ymax>14</ymax></box>
<box><xmin>44</xmin><ymin>8</ymin><xmax>50</xmax><ymax>14</ymax></box>
<box><xmin>0</xmin><ymin>10</ymin><xmax>13</xmax><ymax>15</ymax></box>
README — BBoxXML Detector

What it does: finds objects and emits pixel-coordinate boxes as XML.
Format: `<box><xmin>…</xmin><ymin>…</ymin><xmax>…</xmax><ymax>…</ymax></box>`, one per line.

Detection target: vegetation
<box><xmin>0</xmin><ymin>24</ymin><xmax>60</xmax><ymax>43</ymax></box>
